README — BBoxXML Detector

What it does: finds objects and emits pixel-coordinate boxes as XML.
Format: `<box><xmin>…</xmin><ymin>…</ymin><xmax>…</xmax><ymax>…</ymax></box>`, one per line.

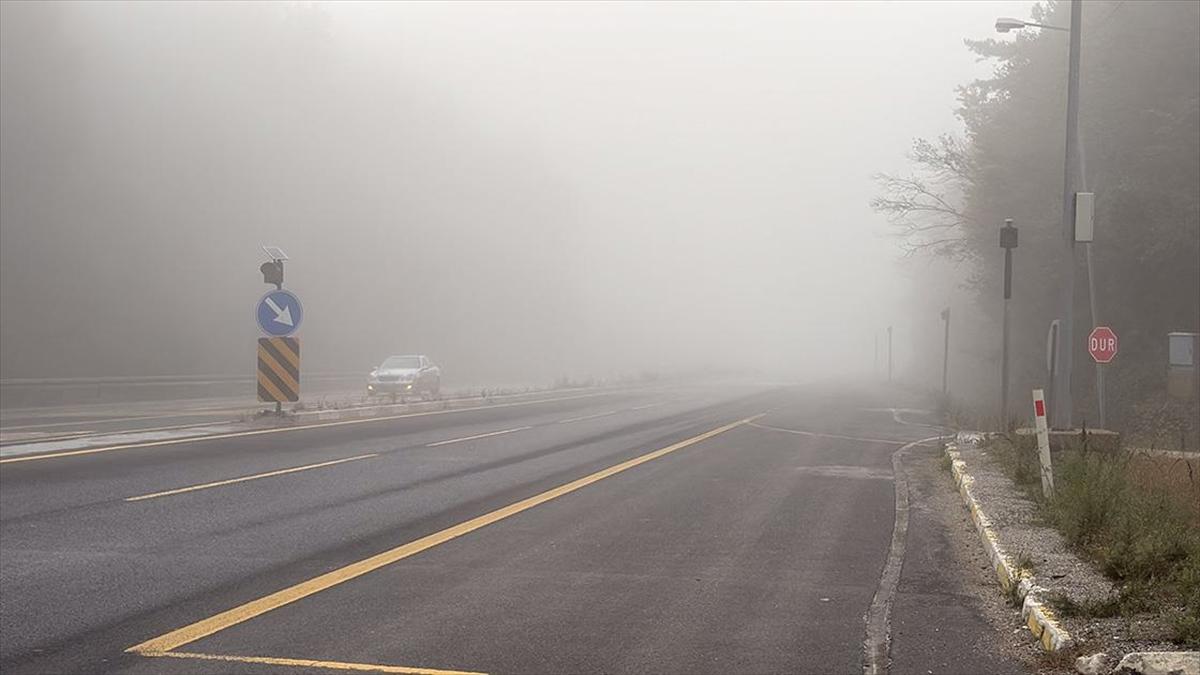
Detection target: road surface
<box><xmin>0</xmin><ymin>382</ymin><xmax>1027</xmax><ymax>674</ymax></box>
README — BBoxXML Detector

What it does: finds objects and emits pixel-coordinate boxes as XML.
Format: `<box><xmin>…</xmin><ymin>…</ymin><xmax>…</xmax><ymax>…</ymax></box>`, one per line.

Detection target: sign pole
<box><xmin>1086</xmin><ymin>326</ymin><xmax>1118</xmax><ymax>430</ymax></box>
<box><xmin>1046</xmin><ymin>321</ymin><xmax>1059</xmax><ymax>427</ymax></box>
<box><xmin>1086</xmin><ymin>245</ymin><xmax>1105</xmax><ymax>428</ymax></box>
<box><xmin>257</xmin><ymin>247</ymin><xmax>301</xmax><ymax>416</ymax></box>
<box><xmin>1000</xmin><ymin>219</ymin><xmax>1018</xmax><ymax>430</ymax></box>
<box><xmin>941</xmin><ymin>308</ymin><xmax>951</xmax><ymax>398</ymax></box>
<box><xmin>1033</xmin><ymin>389</ymin><xmax>1054</xmax><ymax>498</ymax></box>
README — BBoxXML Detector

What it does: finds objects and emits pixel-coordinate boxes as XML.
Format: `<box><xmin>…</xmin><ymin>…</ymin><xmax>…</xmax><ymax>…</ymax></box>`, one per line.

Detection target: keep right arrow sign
<box><xmin>1088</xmin><ymin>326</ymin><xmax>1118</xmax><ymax>364</ymax></box>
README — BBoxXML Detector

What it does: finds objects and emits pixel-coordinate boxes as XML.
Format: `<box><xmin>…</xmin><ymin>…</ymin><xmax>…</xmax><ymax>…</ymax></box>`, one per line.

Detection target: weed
<box><xmin>1039</xmin><ymin>643</ymin><xmax>1086</xmax><ymax>670</ymax></box>
<box><xmin>1002</xmin><ymin>577</ymin><xmax>1023</xmax><ymax>608</ymax></box>
<box><xmin>1047</xmin><ymin>452</ymin><xmax>1200</xmax><ymax>646</ymax></box>
<box><xmin>1013</xmin><ymin>549</ymin><xmax>1037</xmax><ymax>576</ymax></box>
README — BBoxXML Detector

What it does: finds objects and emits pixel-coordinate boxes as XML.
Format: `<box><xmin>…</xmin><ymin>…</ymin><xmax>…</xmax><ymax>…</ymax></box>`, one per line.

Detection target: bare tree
<box><xmin>871</xmin><ymin>135</ymin><xmax>974</xmax><ymax>259</ymax></box>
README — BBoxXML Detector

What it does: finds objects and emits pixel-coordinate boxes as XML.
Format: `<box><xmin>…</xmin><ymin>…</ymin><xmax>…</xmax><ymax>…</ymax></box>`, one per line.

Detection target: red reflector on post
<box><xmin>1034</xmin><ymin>399</ymin><xmax>1046</xmax><ymax>417</ymax></box>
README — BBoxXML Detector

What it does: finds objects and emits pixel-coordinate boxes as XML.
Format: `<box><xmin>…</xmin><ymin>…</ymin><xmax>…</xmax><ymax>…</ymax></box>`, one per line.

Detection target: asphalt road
<box><xmin>0</xmin><ymin>382</ymin><xmax>1028</xmax><ymax>674</ymax></box>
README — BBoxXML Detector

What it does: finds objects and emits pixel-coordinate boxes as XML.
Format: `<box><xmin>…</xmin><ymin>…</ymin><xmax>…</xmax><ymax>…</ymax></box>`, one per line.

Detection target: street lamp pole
<box><xmin>1054</xmin><ymin>0</ymin><xmax>1083</xmax><ymax>430</ymax></box>
<box><xmin>995</xmin><ymin>1</ymin><xmax>1083</xmax><ymax>429</ymax></box>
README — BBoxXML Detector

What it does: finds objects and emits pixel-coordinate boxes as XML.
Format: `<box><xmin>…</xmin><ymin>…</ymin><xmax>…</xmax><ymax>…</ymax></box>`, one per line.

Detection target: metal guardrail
<box><xmin>0</xmin><ymin>373</ymin><xmax>364</xmax><ymax>408</ymax></box>
<box><xmin>0</xmin><ymin>373</ymin><xmax>361</xmax><ymax>386</ymax></box>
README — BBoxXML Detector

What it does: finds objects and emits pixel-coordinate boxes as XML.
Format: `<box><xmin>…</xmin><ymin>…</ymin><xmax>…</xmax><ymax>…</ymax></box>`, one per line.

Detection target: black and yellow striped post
<box><xmin>257</xmin><ymin>337</ymin><xmax>300</xmax><ymax>406</ymax></box>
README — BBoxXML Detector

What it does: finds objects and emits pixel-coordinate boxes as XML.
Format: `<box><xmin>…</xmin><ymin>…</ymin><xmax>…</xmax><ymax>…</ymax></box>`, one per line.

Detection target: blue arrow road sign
<box><xmin>256</xmin><ymin>290</ymin><xmax>303</xmax><ymax>337</ymax></box>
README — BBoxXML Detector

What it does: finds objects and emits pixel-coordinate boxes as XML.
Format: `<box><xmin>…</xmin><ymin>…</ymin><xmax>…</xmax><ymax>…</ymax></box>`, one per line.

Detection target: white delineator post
<box><xmin>1032</xmin><ymin>388</ymin><xmax>1054</xmax><ymax>498</ymax></box>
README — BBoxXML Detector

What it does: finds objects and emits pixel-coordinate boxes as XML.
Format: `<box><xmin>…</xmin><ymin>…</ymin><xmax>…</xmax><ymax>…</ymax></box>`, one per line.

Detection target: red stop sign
<box><xmin>1088</xmin><ymin>326</ymin><xmax>1118</xmax><ymax>363</ymax></box>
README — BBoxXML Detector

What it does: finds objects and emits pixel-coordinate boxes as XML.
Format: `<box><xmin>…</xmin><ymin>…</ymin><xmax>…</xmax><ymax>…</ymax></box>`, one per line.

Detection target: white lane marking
<box><xmin>124</xmin><ymin>454</ymin><xmax>378</xmax><ymax>502</ymax></box>
<box><xmin>557</xmin><ymin>410</ymin><xmax>619</xmax><ymax>424</ymax></box>
<box><xmin>747</xmin><ymin>421</ymin><xmax>930</xmax><ymax>446</ymax></box>
<box><xmin>630</xmin><ymin>403</ymin><xmax>664</xmax><ymax>410</ymax></box>
<box><xmin>425</xmin><ymin>426</ymin><xmax>533</xmax><ymax>447</ymax></box>
<box><xmin>0</xmin><ymin>390</ymin><xmax>618</xmax><ymax>464</ymax></box>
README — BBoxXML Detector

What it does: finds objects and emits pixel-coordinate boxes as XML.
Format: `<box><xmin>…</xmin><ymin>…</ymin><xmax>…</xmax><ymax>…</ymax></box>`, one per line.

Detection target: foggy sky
<box><xmin>0</xmin><ymin>0</ymin><xmax>1032</xmax><ymax>386</ymax></box>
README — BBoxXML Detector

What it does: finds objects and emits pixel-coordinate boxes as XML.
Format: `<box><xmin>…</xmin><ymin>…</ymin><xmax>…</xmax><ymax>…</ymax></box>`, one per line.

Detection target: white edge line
<box><xmin>124</xmin><ymin>453</ymin><xmax>378</xmax><ymax>502</ymax></box>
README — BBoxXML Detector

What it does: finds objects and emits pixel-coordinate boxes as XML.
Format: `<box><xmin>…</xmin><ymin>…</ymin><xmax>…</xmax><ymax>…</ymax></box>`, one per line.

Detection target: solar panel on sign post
<box><xmin>262</xmin><ymin>246</ymin><xmax>288</xmax><ymax>261</ymax></box>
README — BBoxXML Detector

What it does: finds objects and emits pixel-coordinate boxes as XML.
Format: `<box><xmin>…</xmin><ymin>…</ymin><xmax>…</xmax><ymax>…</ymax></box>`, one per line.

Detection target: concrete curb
<box><xmin>944</xmin><ymin>433</ymin><xmax>1073</xmax><ymax>652</ymax></box>
<box><xmin>1113</xmin><ymin>650</ymin><xmax>1200</xmax><ymax>674</ymax></box>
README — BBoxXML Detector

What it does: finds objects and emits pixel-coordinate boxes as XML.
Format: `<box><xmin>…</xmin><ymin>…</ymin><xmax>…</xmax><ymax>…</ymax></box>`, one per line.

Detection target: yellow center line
<box><xmin>425</xmin><ymin>426</ymin><xmax>533</xmax><ymax>447</ymax></box>
<box><xmin>126</xmin><ymin>413</ymin><xmax>762</xmax><ymax>655</ymax></box>
<box><xmin>0</xmin><ymin>391</ymin><xmax>616</xmax><ymax>465</ymax></box>
<box><xmin>123</xmin><ymin>454</ymin><xmax>378</xmax><ymax>502</ymax></box>
<box><xmin>141</xmin><ymin>650</ymin><xmax>486</xmax><ymax>675</ymax></box>
<box><xmin>556</xmin><ymin>410</ymin><xmax>618</xmax><ymax>424</ymax></box>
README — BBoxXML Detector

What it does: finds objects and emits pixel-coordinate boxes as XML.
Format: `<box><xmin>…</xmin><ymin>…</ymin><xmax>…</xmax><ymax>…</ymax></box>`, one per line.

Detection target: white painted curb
<box><xmin>945</xmin><ymin>433</ymin><xmax>1073</xmax><ymax>652</ymax></box>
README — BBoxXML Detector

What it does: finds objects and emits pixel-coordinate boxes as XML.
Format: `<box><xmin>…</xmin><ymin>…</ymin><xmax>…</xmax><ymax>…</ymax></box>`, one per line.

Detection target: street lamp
<box><xmin>994</xmin><ymin>17</ymin><xmax>1068</xmax><ymax>33</ymax></box>
<box><xmin>995</xmin><ymin>1</ymin><xmax>1082</xmax><ymax>430</ymax></box>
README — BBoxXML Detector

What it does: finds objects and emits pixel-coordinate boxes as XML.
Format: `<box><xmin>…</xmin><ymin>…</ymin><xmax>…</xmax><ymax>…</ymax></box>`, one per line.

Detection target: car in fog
<box><xmin>367</xmin><ymin>355</ymin><xmax>440</xmax><ymax>399</ymax></box>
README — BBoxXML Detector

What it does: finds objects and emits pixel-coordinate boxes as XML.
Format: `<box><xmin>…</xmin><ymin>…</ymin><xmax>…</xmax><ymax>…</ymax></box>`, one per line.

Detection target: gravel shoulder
<box><xmin>953</xmin><ymin>437</ymin><xmax>1182</xmax><ymax>664</ymax></box>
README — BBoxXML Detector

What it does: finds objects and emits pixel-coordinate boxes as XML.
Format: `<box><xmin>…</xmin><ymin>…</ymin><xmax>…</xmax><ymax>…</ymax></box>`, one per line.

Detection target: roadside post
<box><xmin>1032</xmin><ymin>389</ymin><xmax>1054</xmax><ymax>498</ymax></box>
<box><xmin>257</xmin><ymin>246</ymin><xmax>301</xmax><ymax>414</ymax></box>
<box><xmin>1000</xmin><ymin>219</ymin><xmax>1018</xmax><ymax>428</ymax></box>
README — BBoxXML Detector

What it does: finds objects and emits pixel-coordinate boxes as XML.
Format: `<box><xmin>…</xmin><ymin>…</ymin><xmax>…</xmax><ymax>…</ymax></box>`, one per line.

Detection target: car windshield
<box><xmin>381</xmin><ymin>356</ymin><xmax>420</xmax><ymax>369</ymax></box>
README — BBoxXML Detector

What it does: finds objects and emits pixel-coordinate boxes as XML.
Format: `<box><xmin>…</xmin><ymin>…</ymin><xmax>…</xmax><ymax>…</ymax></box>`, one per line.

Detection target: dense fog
<box><xmin>2</xmin><ymin>1</ymin><xmax>1032</xmax><ymax>386</ymax></box>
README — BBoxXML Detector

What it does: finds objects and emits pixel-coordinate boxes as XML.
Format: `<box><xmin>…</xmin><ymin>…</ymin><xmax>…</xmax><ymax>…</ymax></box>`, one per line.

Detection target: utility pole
<box><xmin>941</xmin><ymin>308</ymin><xmax>951</xmax><ymax>398</ymax></box>
<box><xmin>874</xmin><ymin>333</ymin><xmax>879</xmax><ymax>379</ymax></box>
<box><xmin>887</xmin><ymin>325</ymin><xmax>893</xmax><ymax>383</ymax></box>
<box><xmin>1052</xmin><ymin>0</ymin><xmax>1084</xmax><ymax>430</ymax></box>
<box><xmin>1000</xmin><ymin>219</ymin><xmax>1018</xmax><ymax>429</ymax></box>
